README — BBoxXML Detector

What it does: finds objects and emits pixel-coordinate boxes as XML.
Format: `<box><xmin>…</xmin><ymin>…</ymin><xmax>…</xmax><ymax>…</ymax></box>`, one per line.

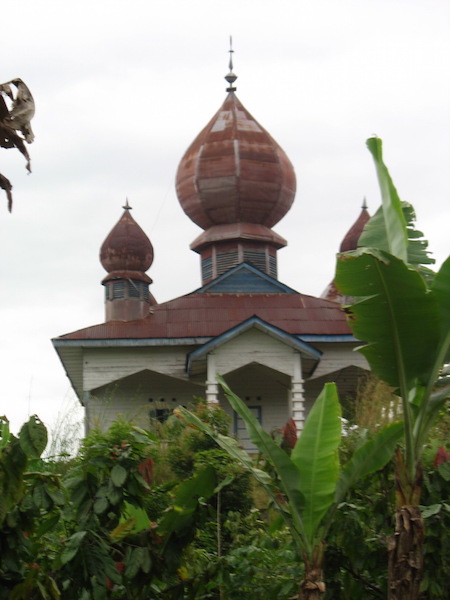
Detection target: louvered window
<box><xmin>106</xmin><ymin>280</ymin><xmax>149</xmax><ymax>301</ymax></box>
<box><xmin>243</xmin><ymin>250</ymin><xmax>266</xmax><ymax>273</ymax></box>
<box><xmin>216</xmin><ymin>250</ymin><xmax>239</xmax><ymax>275</ymax></box>
<box><xmin>112</xmin><ymin>282</ymin><xmax>126</xmax><ymax>299</ymax></box>
<box><xmin>128</xmin><ymin>281</ymin><xmax>140</xmax><ymax>298</ymax></box>
<box><xmin>202</xmin><ymin>257</ymin><xmax>213</xmax><ymax>281</ymax></box>
<box><xmin>269</xmin><ymin>255</ymin><xmax>277</xmax><ymax>278</ymax></box>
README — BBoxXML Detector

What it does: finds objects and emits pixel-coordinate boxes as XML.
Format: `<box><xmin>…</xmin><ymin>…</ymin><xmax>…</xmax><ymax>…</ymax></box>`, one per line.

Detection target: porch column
<box><xmin>205</xmin><ymin>353</ymin><xmax>219</xmax><ymax>404</ymax></box>
<box><xmin>291</xmin><ymin>351</ymin><xmax>305</xmax><ymax>433</ymax></box>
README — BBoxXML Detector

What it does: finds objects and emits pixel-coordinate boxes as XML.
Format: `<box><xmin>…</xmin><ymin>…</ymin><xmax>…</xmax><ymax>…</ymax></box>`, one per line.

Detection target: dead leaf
<box><xmin>0</xmin><ymin>174</ymin><xmax>13</xmax><ymax>212</ymax></box>
<box><xmin>0</xmin><ymin>78</ymin><xmax>35</xmax><ymax>211</ymax></box>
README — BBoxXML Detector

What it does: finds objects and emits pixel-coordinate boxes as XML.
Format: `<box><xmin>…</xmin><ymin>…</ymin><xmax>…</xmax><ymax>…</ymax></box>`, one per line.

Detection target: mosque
<box><xmin>52</xmin><ymin>56</ymin><xmax>369</xmax><ymax>446</ymax></box>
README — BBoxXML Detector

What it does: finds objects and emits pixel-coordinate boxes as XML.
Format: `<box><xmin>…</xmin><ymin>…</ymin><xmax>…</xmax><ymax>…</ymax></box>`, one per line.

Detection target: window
<box><xmin>234</xmin><ymin>406</ymin><xmax>262</xmax><ymax>452</ymax></box>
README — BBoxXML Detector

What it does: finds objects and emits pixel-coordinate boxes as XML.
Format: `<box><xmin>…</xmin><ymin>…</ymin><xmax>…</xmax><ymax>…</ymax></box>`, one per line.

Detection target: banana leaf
<box><xmin>214</xmin><ymin>377</ymin><xmax>310</xmax><ymax>549</ymax></box>
<box><xmin>431</xmin><ymin>256</ymin><xmax>450</xmax><ymax>363</ymax></box>
<box><xmin>291</xmin><ymin>383</ymin><xmax>341</xmax><ymax>542</ymax></box>
<box><xmin>359</xmin><ymin>201</ymin><xmax>435</xmax><ymax>269</ymax></box>
<box><xmin>366</xmin><ymin>137</ymin><xmax>408</xmax><ymax>262</ymax></box>
<box><xmin>334</xmin><ymin>421</ymin><xmax>403</xmax><ymax>504</ymax></box>
<box><xmin>335</xmin><ymin>248</ymin><xmax>441</xmax><ymax>391</ymax></box>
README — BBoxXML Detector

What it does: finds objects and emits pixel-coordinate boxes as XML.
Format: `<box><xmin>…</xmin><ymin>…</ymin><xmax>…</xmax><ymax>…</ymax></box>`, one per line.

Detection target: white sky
<box><xmin>1</xmin><ymin>0</ymin><xmax>449</xmax><ymax>436</ymax></box>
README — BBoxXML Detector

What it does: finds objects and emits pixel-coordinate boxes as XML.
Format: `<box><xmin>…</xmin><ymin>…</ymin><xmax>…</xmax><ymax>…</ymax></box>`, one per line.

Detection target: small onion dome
<box><xmin>176</xmin><ymin>92</ymin><xmax>296</xmax><ymax>231</ymax></box>
<box><xmin>339</xmin><ymin>201</ymin><xmax>370</xmax><ymax>252</ymax></box>
<box><xmin>100</xmin><ymin>207</ymin><xmax>153</xmax><ymax>280</ymax></box>
<box><xmin>321</xmin><ymin>201</ymin><xmax>371</xmax><ymax>302</ymax></box>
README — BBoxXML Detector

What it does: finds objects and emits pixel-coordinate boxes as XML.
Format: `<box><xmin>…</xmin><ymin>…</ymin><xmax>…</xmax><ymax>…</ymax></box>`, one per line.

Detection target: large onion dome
<box><xmin>175</xmin><ymin>57</ymin><xmax>297</xmax><ymax>284</ymax></box>
<box><xmin>176</xmin><ymin>92</ymin><xmax>296</xmax><ymax>231</ymax></box>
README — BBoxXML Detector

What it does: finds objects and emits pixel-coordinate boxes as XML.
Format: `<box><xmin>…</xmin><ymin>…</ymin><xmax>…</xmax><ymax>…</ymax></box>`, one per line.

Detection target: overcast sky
<box><xmin>1</xmin><ymin>0</ymin><xmax>449</xmax><ymax>439</ymax></box>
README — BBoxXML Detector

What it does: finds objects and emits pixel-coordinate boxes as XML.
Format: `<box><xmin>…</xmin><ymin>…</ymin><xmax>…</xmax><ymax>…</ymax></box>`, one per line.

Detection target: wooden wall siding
<box><xmin>220</xmin><ymin>363</ymin><xmax>290</xmax><ymax>438</ymax></box>
<box><xmin>83</xmin><ymin>346</ymin><xmax>195</xmax><ymax>391</ymax></box>
<box><xmin>86</xmin><ymin>369</ymin><xmax>203</xmax><ymax>431</ymax></box>
<box><xmin>307</xmin><ymin>342</ymin><xmax>368</xmax><ymax>380</ymax></box>
<box><xmin>213</xmin><ymin>328</ymin><xmax>300</xmax><ymax>377</ymax></box>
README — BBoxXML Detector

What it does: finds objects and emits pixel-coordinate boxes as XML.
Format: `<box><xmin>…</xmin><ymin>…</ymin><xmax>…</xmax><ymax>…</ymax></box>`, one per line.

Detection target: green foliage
<box><xmin>18</xmin><ymin>416</ymin><xmax>48</xmax><ymax>459</ymax></box>
<box><xmin>194</xmin><ymin>449</ymin><xmax>253</xmax><ymax>516</ymax></box>
<box><xmin>0</xmin><ymin>416</ymin><xmax>62</xmax><ymax>600</ymax></box>
<box><xmin>419</xmin><ymin>456</ymin><xmax>450</xmax><ymax>599</ymax></box>
<box><xmin>335</xmin><ymin>138</ymin><xmax>450</xmax><ymax>598</ymax></box>
<box><xmin>53</xmin><ymin>418</ymin><xmax>222</xmax><ymax>599</ymax></box>
<box><xmin>178</xmin><ymin>376</ymin><xmax>402</xmax><ymax>600</ymax></box>
<box><xmin>166</xmin><ymin>401</ymin><xmax>231</xmax><ymax>478</ymax></box>
<box><xmin>359</xmin><ymin>201</ymin><xmax>435</xmax><ymax>270</ymax></box>
<box><xmin>0</xmin><ymin>416</ymin><xmax>48</xmax><ymax>526</ymax></box>
<box><xmin>182</xmin><ymin>510</ymin><xmax>301</xmax><ymax>600</ymax></box>
<box><xmin>292</xmin><ymin>383</ymin><xmax>341</xmax><ymax>542</ymax></box>
<box><xmin>325</xmin><ymin>461</ymin><xmax>394</xmax><ymax>599</ymax></box>
<box><xmin>165</xmin><ymin>403</ymin><xmax>253</xmax><ymax>526</ymax></box>
<box><xmin>336</xmin><ymin>249</ymin><xmax>441</xmax><ymax>389</ymax></box>
<box><xmin>335</xmin><ymin>421</ymin><xmax>403</xmax><ymax>503</ymax></box>
<box><xmin>336</xmin><ymin>138</ymin><xmax>450</xmax><ymax>487</ymax></box>
<box><xmin>325</xmin><ymin>442</ymin><xmax>450</xmax><ymax>600</ymax></box>
<box><xmin>364</xmin><ymin>137</ymin><xmax>408</xmax><ymax>262</ymax></box>
<box><xmin>1</xmin><ymin>408</ymin><xmax>449</xmax><ymax>600</ymax></box>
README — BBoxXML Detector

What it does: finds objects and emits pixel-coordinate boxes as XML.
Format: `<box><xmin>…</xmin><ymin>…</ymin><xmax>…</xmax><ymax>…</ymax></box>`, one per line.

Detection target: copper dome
<box><xmin>100</xmin><ymin>207</ymin><xmax>154</xmax><ymax>274</ymax></box>
<box><xmin>339</xmin><ymin>203</ymin><xmax>370</xmax><ymax>252</ymax></box>
<box><xmin>176</xmin><ymin>92</ymin><xmax>296</xmax><ymax>231</ymax></box>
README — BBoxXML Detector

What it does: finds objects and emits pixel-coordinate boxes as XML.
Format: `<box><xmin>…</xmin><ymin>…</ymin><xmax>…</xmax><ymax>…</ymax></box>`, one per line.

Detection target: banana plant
<box><xmin>335</xmin><ymin>137</ymin><xmax>450</xmax><ymax>600</ymax></box>
<box><xmin>178</xmin><ymin>379</ymin><xmax>402</xmax><ymax>599</ymax></box>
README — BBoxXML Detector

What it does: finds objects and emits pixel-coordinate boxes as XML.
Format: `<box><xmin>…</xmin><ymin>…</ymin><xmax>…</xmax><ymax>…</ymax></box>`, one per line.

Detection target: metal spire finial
<box><xmin>225</xmin><ymin>36</ymin><xmax>237</xmax><ymax>92</ymax></box>
<box><xmin>362</xmin><ymin>197</ymin><xmax>368</xmax><ymax>210</ymax></box>
<box><xmin>123</xmin><ymin>197</ymin><xmax>132</xmax><ymax>211</ymax></box>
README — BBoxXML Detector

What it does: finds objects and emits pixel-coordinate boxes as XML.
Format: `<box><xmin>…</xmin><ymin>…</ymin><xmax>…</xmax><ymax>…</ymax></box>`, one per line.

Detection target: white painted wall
<box><xmin>309</xmin><ymin>342</ymin><xmax>368</xmax><ymax>379</ymax></box>
<box><xmin>83</xmin><ymin>346</ymin><xmax>195</xmax><ymax>391</ymax></box>
<box><xmin>81</xmin><ymin>338</ymin><xmax>368</xmax><ymax>438</ymax></box>
<box><xmin>213</xmin><ymin>328</ymin><xmax>299</xmax><ymax>378</ymax></box>
<box><xmin>86</xmin><ymin>368</ymin><xmax>203</xmax><ymax>430</ymax></box>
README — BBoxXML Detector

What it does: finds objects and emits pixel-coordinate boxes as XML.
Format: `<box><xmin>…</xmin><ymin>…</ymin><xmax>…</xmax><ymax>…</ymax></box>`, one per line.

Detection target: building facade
<box><xmin>53</xmin><ymin>64</ymin><xmax>369</xmax><ymax>446</ymax></box>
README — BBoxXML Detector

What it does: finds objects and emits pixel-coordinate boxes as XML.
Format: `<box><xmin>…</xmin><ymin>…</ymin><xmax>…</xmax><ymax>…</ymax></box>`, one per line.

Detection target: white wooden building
<box><xmin>53</xmin><ymin>68</ymin><xmax>369</xmax><ymax>446</ymax></box>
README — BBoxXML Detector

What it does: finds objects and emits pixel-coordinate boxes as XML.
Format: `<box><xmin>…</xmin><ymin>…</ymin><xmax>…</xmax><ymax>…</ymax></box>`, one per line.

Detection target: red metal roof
<box><xmin>56</xmin><ymin>291</ymin><xmax>350</xmax><ymax>341</ymax></box>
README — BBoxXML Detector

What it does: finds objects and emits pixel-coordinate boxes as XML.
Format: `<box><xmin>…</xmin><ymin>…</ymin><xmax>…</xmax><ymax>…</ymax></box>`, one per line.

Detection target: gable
<box><xmin>196</xmin><ymin>262</ymin><xmax>298</xmax><ymax>294</ymax></box>
<box><xmin>213</xmin><ymin>328</ymin><xmax>302</xmax><ymax>377</ymax></box>
<box><xmin>187</xmin><ymin>316</ymin><xmax>321</xmax><ymax>378</ymax></box>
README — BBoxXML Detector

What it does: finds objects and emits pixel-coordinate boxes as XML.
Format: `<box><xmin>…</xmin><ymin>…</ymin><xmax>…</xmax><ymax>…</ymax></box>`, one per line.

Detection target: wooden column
<box><xmin>291</xmin><ymin>351</ymin><xmax>305</xmax><ymax>433</ymax></box>
<box><xmin>206</xmin><ymin>353</ymin><xmax>219</xmax><ymax>404</ymax></box>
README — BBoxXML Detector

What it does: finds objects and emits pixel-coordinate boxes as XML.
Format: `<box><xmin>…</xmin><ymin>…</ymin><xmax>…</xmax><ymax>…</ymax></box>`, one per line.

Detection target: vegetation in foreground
<box><xmin>1</xmin><ymin>395</ymin><xmax>449</xmax><ymax>600</ymax></box>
